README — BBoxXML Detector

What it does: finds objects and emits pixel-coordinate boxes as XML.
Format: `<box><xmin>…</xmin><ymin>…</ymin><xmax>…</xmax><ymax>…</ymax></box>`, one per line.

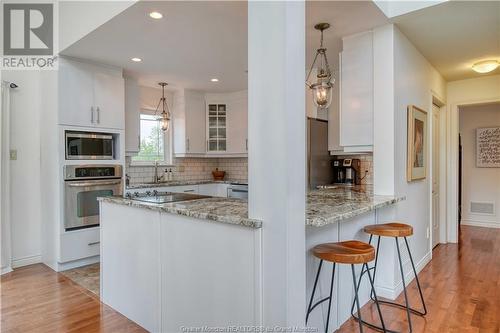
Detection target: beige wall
<box><xmin>459</xmin><ymin>103</ymin><xmax>500</xmax><ymax>228</ymax></box>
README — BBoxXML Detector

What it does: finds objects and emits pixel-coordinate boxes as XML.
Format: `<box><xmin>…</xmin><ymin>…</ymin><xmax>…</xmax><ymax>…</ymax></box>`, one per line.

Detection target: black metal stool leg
<box><xmin>395</xmin><ymin>237</ymin><xmax>413</xmax><ymax>333</ymax></box>
<box><xmin>366</xmin><ymin>265</ymin><xmax>387</xmax><ymax>332</ymax></box>
<box><xmin>325</xmin><ymin>263</ymin><xmax>336</xmax><ymax>333</ymax></box>
<box><xmin>306</xmin><ymin>260</ymin><xmax>336</xmax><ymax>333</ymax></box>
<box><xmin>351</xmin><ymin>264</ymin><xmax>364</xmax><ymax>333</ymax></box>
<box><xmin>306</xmin><ymin>260</ymin><xmax>323</xmax><ymax>324</ymax></box>
<box><xmin>370</xmin><ymin>236</ymin><xmax>381</xmax><ymax>301</ymax></box>
<box><xmin>404</xmin><ymin>237</ymin><xmax>427</xmax><ymax>315</ymax></box>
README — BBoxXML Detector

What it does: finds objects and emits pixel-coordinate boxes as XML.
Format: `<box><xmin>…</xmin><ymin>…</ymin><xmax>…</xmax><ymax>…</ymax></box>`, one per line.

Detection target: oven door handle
<box><xmin>66</xmin><ymin>180</ymin><xmax>122</xmax><ymax>187</ymax></box>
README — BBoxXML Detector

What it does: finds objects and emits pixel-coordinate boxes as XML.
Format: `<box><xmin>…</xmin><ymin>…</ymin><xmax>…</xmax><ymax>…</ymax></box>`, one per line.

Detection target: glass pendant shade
<box><xmin>311</xmin><ymin>81</ymin><xmax>333</xmax><ymax>108</ymax></box>
<box><xmin>159</xmin><ymin>112</ymin><xmax>170</xmax><ymax>131</ymax></box>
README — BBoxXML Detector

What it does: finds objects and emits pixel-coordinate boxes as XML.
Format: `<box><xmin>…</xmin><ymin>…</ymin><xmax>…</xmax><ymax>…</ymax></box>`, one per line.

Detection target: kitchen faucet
<box><xmin>153</xmin><ymin>161</ymin><xmax>164</xmax><ymax>184</ymax></box>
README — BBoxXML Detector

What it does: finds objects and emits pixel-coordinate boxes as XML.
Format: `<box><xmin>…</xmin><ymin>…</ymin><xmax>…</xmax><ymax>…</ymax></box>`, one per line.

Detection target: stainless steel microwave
<box><xmin>65</xmin><ymin>131</ymin><xmax>114</xmax><ymax>160</ymax></box>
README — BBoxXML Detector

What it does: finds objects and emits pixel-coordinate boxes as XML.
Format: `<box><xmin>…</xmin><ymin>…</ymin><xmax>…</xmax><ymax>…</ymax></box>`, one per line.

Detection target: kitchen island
<box><xmin>98</xmin><ymin>185</ymin><xmax>404</xmax><ymax>332</ymax></box>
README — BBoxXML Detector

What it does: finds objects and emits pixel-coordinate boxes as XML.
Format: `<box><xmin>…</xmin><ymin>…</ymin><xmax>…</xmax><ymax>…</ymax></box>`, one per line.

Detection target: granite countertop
<box><xmin>98</xmin><ymin>196</ymin><xmax>262</xmax><ymax>229</ymax></box>
<box><xmin>101</xmin><ymin>184</ymin><xmax>403</xmax><ymax>230</ymax></box>
<box><xmin>126</xmin><ymin>179</ymin><xmax>248</xmax><ymax>189</ymax></box>
<box><xmin>306</xmin><ymin>185</ymin><xmax>406</xmax><ymax>227</ymax></box>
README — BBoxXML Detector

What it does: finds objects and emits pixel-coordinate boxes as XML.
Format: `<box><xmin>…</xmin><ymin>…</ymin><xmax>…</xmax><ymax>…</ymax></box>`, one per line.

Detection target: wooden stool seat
<box><xmin>364</xmin><ymin>222</ymin><xmax>413</xmax><ymax>237</ymax></box>
<box><xmin>311</xmin><ymin>240</ymin><xmax>375</xmax><ymax>264</ymax></box>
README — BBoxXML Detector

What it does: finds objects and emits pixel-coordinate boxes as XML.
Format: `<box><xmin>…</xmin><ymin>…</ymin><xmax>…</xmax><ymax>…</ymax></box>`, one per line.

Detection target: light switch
<box><xmin>9</xmin><ymin>149</ymin><xmax>17</xmax><ymax>160</ymax></box>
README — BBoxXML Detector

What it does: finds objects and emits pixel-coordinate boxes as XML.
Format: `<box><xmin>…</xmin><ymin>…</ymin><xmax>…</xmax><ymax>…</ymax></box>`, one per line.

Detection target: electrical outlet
<box><xmin>9</xmin><ymin>149</ymin><xmax>17</xmax><ymax>160</ymax></box>
<box><xmin>177</xmin><ymin>166</ymin><xmax>185</xmax><ymax>172</ymax></box>
<box><xmin>426</xmin><ymin>227</ymin><xmax>430</xmax><ymax>239</ymax></box>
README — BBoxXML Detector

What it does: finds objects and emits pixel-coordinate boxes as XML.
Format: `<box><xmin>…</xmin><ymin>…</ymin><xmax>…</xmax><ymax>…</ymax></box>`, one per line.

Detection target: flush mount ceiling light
<box><xmin>210</xmin><ymin>78</ymin><xmax>219</xmax><ymax>82</ymax></box>
<box><xmin>149</xmin><ymin>11</ymin><xmax>163</xmax><ymax>19</ymax></box>
<box><xmin>472</xmin><ymin>60</ymin><xmax>499</xmax><ymax>74</ymax></box>
<box><xmin>131</xmin><ymin>57</ymin><xmax>142</xmax><ymax>62</ymax></box>
<box><xmin>155</xmin><ymin>82</ymin><xmax>171</xmax><ymax>132</ymax></box>
<box><xmin>306</xmin><ymin>23</ymin><xmax>335</xmax><ymax>110</ymax></box>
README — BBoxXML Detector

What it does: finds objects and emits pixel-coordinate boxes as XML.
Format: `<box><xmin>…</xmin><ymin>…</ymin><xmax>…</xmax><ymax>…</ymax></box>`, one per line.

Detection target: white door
<box><xmin>58</xmin><ymin>59</ymin><xmax>95</xmax><ymax>127</ymax></box>
<box><xmin>432</xmin><ymin>104</ymin><xmax>440</xmax><ymax>248</ymax></box>
<box><xmin>93</xmin><ymin>70</ymin><xmax>125</xmax><ymax>129</ymax></box>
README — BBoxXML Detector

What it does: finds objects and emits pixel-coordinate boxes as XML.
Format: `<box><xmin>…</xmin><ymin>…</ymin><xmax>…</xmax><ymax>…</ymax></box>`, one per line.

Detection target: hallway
<box><xmin>338</xmin><ymin>226</ymin><xmax>500</xmax><ymax>332</ymax></box>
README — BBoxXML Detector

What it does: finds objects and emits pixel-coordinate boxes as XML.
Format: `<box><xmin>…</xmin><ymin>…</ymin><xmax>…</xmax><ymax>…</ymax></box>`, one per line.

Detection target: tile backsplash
<box><xmin>336</xmin><ymin>154</ymin><xmax>373</xmax><ymax>185</ymax></box>
<box><xmin>125</xmin><ymin>157</ymin><xmax>248</xmax><ymax>184</ymax></box>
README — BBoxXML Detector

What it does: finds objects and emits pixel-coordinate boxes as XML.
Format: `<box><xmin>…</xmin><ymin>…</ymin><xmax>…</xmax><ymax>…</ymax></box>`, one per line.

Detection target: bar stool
<box><xmin>306</xmin><ymin>240</ymin><xmax>387</xmax><ymax>333</ymax></box>
<box><xmin>352</xmin><ymin>222</ymin><xmax>427</xmax><ymax>333</ymax></box>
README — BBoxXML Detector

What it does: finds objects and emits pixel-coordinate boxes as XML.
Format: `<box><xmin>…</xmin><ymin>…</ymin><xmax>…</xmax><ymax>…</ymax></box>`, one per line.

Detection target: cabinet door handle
<box><xmin>246</xmin><ymin>139</ymin><xmax>248</xmax><ymax>151</ymax></box>
<box><xmin>138</xmin><ymin>135</ymin><xmax>141</xmax><ymax>150</ymax></box>
<box><xmin>96</xmin><ymin>107</ymin><xmax>100</xmax><ymax>124</ymax></box>
<box><xmin>206</xmin><ymin>140</ymin><xmax>209</xmax><ymax>151</ymax></box>
<box><xmin>186</xmin><ymin>138</ymin><xmax>190</xmax><ymax>151</ymax></box>
<box><xmin>183</xmin><ymin>189</ymin><xmax>195</xmax><ymax>192</ymax></box>
<box><xmin>88</xmin><ymin>241</ymin><xmax>100</xmax><ymax>246</ymax></box>
<box><xmin>91</xmin><ymin>106</ymin><xmax>94</xmax><ymax>123</ymax></box>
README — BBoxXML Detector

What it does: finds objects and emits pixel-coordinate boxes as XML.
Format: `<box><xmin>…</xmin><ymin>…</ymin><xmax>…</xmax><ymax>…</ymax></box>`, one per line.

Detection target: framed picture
<box><xmin>407</xmin><ymin>105</ymin><xmax>428</xmax><ymax>181</ymax></box>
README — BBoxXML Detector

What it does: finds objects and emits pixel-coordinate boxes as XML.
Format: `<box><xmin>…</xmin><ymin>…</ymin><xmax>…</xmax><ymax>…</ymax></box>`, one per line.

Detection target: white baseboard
<box><xmin>375</xmin><ymin>251</ymin><xmax>432</xmax><ymax>300</ymax></box>
<box><xmin>12</xmin><ymin>254</ymin><xmax>42</xmax><ymax>268</ymax></box>
<box><xmin>461</xmin><ymin>219</ymin><xmax>500</xmax><ymax>229</ymax></box>
<box><xmin>1</xmin><ymin>266</ymin><xmax>13</xmax><ymax>275</ymax></box>
<box><xmin>57</xmin><ymin>255</ymin><xmax>100</xmax><ymax>272</ymax></box>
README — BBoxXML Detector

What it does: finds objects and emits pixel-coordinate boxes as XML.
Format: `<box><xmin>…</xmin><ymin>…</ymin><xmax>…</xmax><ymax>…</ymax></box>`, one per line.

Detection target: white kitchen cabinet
<box><xmin>206</xmin><ymin>91</ymin><xmax>248</xmax><ymax>156</ymax></box>
<box><xmin>173</xmin><ymin>90</ymin><xmax>206</xmax><ymax>156</ymax></box>
<box><xmin>59</xmin><ymin>227</ymin><xmax>100</xmax><ymax>263</ymax></box>
<box><xmin>59</xmin><ymin>57</ymin><xmax>124</xmax><ymax>130</ymax></box>
<box><xmin>124</xmin><ymin>78</ymin><xmax>140</xmax><ymax>155</ymax></box>
<box><xmin>339</xmin><ymin>31</ymin><xmax>373</xmax><ymax>152</ymax></box>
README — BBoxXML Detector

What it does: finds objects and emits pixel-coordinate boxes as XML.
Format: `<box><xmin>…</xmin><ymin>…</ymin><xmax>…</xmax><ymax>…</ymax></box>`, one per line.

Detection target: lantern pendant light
<box><xmin>306</xmin><ymin>23</ymin><xmax>334</xmax><ymax>109</ymax></box>
<box><xmin>155</xmin><ymin>82</ymin><xmax>171</xmax><ymax>131</ymax></box>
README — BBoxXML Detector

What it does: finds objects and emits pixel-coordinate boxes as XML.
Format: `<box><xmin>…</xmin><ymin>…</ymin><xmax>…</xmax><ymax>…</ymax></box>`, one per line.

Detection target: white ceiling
<box><xmin>61</xmin><ymin>1</ymin><xmax>248</xmax><ymax>92</ymax></box>
<box><xmin>62</xmin><ymin>1</ymin><xmax>389</xmax><ymax>93</ymax></box>
<box><xmin>392</xmin><ymin>1</ymin><xmax>500</xmax><ymax>81</ymax></box>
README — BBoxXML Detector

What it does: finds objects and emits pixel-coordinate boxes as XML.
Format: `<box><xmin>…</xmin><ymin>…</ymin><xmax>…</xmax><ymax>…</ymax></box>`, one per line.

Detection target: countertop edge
<box><xmin>98</xmin><ymin>196</ymin><xmax>262</xmax><ymax>229</ymax></box>
<box><xmin>306</xmin><ymin>195</ymin><xmax>406</xmax><ymax>227</ymax></box>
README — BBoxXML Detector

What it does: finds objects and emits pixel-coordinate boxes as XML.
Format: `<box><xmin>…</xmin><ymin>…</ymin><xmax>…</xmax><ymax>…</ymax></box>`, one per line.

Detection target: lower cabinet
<box><xmin>59</xmin><ymin>227</ymin><xmax>100</xmax><ymax>263</ymax></box>
<box><xmin>100</xmin><ymin>203</ymin><xmax>261</xmax><ymax>332</ymax></box>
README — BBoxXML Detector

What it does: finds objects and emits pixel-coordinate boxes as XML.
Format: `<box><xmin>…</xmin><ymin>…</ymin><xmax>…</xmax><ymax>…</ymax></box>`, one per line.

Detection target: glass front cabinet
<box><xmin>207</xmin><ymin>103</ymin><xmax>227</xmax><ymax>152</ymax></box>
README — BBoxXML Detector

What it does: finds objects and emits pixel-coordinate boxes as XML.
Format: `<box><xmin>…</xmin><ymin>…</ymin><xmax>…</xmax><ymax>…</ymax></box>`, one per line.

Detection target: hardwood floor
<box><xmin>337</xmin><ymin>225</ymin><xmax>500</xmax><ymax>333</ymax></box>
<box><xmin>1</xmin><ymin>264</ymin><xmax>146</xmax><ymax>333</ymax></box>
<box><xmin>1</xmin><ymin>226</ymin><xmax>498</xmax><ymax>333</ymax></box>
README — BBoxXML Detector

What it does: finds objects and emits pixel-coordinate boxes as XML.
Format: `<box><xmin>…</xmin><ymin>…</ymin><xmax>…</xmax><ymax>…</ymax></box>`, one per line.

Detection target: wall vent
<box><xmin>470</xmin><ymin>202</ymin><xmax>495</xmax><ymax>215</ymax></box>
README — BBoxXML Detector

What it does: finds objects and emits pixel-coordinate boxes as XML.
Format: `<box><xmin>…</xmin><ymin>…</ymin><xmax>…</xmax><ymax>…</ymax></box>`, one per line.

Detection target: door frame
<box><xmin>446</xmin><ymin>97</ymin><xmax>500</xmax><ymax>243</ymax></box>
<box><xmin>429</xmin><ymin>92</ymin><xmax>445</xmax><ymax>252</ymax></box>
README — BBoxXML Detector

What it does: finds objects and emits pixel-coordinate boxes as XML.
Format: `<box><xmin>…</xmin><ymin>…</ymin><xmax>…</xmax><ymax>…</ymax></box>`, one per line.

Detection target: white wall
<box><xmin>372</xmin><ymin>24</ymin><xmax>446</xmax><ymax>297</ymax></box>
<box><xmin>2</xmin><ymin>71</ymin><xmax>43</xmax><ymax>268</ymax></box>
<box><xmin>446</xmin><ymin>75</ymin><xmax>500</xmax><ymax>242</ymax></box>
<box><xmin>459</xmin><ymin>103</ymin><xmax>500</xmax><ymax>228</ymax></box>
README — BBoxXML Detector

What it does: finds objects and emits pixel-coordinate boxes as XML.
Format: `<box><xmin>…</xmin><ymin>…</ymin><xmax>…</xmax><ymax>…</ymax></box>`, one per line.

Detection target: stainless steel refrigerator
<box><xmin>307</xmin><ymin>118</ymin><xmax>334</xmax><ymax>190</ymax></box>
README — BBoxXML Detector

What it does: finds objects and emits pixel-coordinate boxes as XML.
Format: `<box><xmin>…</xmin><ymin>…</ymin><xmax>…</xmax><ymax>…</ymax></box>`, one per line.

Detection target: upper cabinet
<box><xmin>173</xmin><ymin>90</ymin><xmax>206</xmax><ymax>156</ymax></box>
<box><xmin>336</xmin><ymin>31</ymin><xmax>374</xmax><ymax>153</ymax></box>
<box><xmin>59</xmin><ymin>57</ymin><xmax>125</xmax><ymax>130</ymax></box>
<box><xmin>174</xmin><ymin>90</ymin><xmax>248</xmax><ymax>158</ymax></box>
<box><xmin>206</xmin><ymin>91</ymin><xmax>248</xmax><ymax>155</ymax></box>
<box><xmin>124</xmin><ymin>78</ymin><xmax>140</xmax><ymax>155</ymax></box>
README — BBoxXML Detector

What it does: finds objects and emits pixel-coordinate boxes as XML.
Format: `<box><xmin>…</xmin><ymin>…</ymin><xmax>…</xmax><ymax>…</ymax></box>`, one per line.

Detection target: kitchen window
<box><xmin>132</xmin><ymin>112</ymin><xmax>172</xmax><ymax>165</ymax></box>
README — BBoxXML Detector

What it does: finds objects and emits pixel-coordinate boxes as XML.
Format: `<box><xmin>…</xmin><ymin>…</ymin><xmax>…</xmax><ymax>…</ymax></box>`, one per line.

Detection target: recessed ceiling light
<box><xmin>472</xmin><ymin>60</ymin><xmax>499</xmax><ymax>74</ymax></box>
<box><xmin>211</xmin><ymin>78</ymin><xmax>219</xmax><ymax>82</ymax></box>
<box><xmin>149</xmin><ymin>11</ymin><xmax>163</xmax><ymax>19</ymax></box>
<box><xmin>131</xmin><ymin>57</ymin><xmax>142</xmax><ymax>62</ymax></box>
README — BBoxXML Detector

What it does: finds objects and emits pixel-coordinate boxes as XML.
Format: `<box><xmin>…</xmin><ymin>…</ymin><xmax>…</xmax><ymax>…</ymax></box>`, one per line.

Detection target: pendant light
<box><xmin>306</xmin><ymin>23</ymin><xmax>334</xmax><ymax>109</ymax></box>
<box><xmin>155</xmin><ymin>82</ymin><xmax>171</xmax><ymax>131</ymax></box>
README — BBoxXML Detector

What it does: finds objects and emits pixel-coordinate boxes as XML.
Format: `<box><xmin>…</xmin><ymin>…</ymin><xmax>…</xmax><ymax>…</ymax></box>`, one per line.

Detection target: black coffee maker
<box><xmin>332</xmin><ymin>158</ymin><xmax>361</xmax><ymax>185</ymax></box>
